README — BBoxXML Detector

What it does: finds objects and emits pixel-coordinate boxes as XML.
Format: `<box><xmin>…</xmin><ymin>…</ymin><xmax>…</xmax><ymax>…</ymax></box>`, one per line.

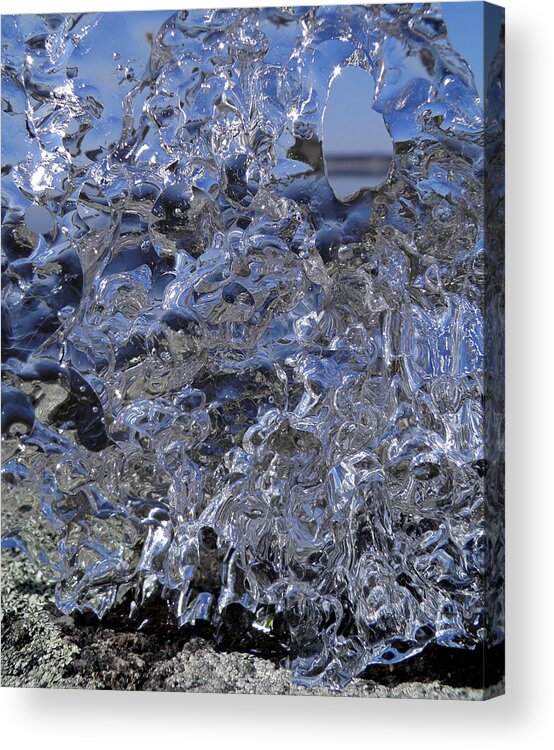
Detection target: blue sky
<box><xmin>441</xmin><ymin>1</ymin><xmax>503</xmax><ymax>102</ymax></box>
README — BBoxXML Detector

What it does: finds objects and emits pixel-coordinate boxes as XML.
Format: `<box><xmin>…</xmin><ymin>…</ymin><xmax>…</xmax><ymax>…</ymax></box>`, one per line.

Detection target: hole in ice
<box><xmin>24</xmin><ymin>204</ymin><xmax>53</xmax><ymax>235</ymax></box>
<box><xmin>323</xmin><ymin>66</ymin><xmax>394</xmax><ymax>200</ymax></box>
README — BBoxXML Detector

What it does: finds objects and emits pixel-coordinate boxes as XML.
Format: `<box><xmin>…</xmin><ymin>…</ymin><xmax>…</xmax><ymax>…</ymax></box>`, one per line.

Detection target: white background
<box><xmin>1</xmin><ymin>1</ymin><xmax>553</xmax><ymax>748</ymax></box>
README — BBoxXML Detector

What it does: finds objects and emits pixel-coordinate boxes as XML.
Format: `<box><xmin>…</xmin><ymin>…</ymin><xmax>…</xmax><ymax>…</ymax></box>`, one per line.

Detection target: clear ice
<box><xmin>1</xmin><ymin>5</ymin><xmax>504</xmax><ymax>688</ymax></box>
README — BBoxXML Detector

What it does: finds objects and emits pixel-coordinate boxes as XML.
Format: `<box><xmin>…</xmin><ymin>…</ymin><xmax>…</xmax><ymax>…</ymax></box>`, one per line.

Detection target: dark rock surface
<box><xmin>1</xmin><ymin>553</ymin><xmax>503</xmax><ymax>699</ymax></box>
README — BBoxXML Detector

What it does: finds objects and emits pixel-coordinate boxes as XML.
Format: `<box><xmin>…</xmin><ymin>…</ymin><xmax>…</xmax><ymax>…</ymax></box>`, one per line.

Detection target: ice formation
<box><xmin>1</xmin><ymin>5</ymin><xmax>504</xmax><ymax>688</ymax></box>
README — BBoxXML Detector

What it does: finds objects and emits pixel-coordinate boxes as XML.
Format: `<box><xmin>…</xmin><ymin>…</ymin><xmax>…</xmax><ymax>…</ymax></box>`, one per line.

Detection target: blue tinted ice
<box><xmin>1</xmin><ymin>5</ymin><xmax>504</xmax><ymax>688</ymax></box>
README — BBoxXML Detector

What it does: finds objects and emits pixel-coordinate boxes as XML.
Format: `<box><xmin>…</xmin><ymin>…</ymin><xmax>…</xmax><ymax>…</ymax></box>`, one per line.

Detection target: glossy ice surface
<box><xmin>1</xmin><ymin>5</ymin><xmax>504</xmax><ymax>688</ymax></box>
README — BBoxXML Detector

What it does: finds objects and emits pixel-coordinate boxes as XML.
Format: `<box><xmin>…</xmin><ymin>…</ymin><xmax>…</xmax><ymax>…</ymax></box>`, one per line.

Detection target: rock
<box><xmin>1</xmin><ymin>553</ymin><xmax>502</xmax><ymax>699</ymax></box>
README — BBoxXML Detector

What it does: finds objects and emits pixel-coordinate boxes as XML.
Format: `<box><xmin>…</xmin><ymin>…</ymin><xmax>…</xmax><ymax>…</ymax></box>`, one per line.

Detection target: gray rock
<box><xmin>1</xmin><ymin>553</ymin><xmax>503</xmax><ymax>699</ymax></box>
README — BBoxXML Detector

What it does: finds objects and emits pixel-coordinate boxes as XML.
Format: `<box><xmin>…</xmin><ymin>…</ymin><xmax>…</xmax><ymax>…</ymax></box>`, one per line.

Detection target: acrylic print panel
<box><xmin>1</xmin><ymin>3</ymin><xmax>505</xmax><ymax>699</ymax></box>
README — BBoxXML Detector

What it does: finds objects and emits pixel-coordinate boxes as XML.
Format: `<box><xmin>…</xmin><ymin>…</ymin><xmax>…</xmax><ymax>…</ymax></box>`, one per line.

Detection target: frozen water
<box><xmin>1</xmin><ymin>5</ymin><xmax>504</xmax><ymax>688</ymax></box>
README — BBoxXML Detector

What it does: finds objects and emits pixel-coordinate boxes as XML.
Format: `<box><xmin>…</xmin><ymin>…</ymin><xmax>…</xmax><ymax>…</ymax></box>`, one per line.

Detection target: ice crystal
<box><xmin>1</xmin><ymin>5</ymin><xmax>504</xmax><ymax>688</ymax></box>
